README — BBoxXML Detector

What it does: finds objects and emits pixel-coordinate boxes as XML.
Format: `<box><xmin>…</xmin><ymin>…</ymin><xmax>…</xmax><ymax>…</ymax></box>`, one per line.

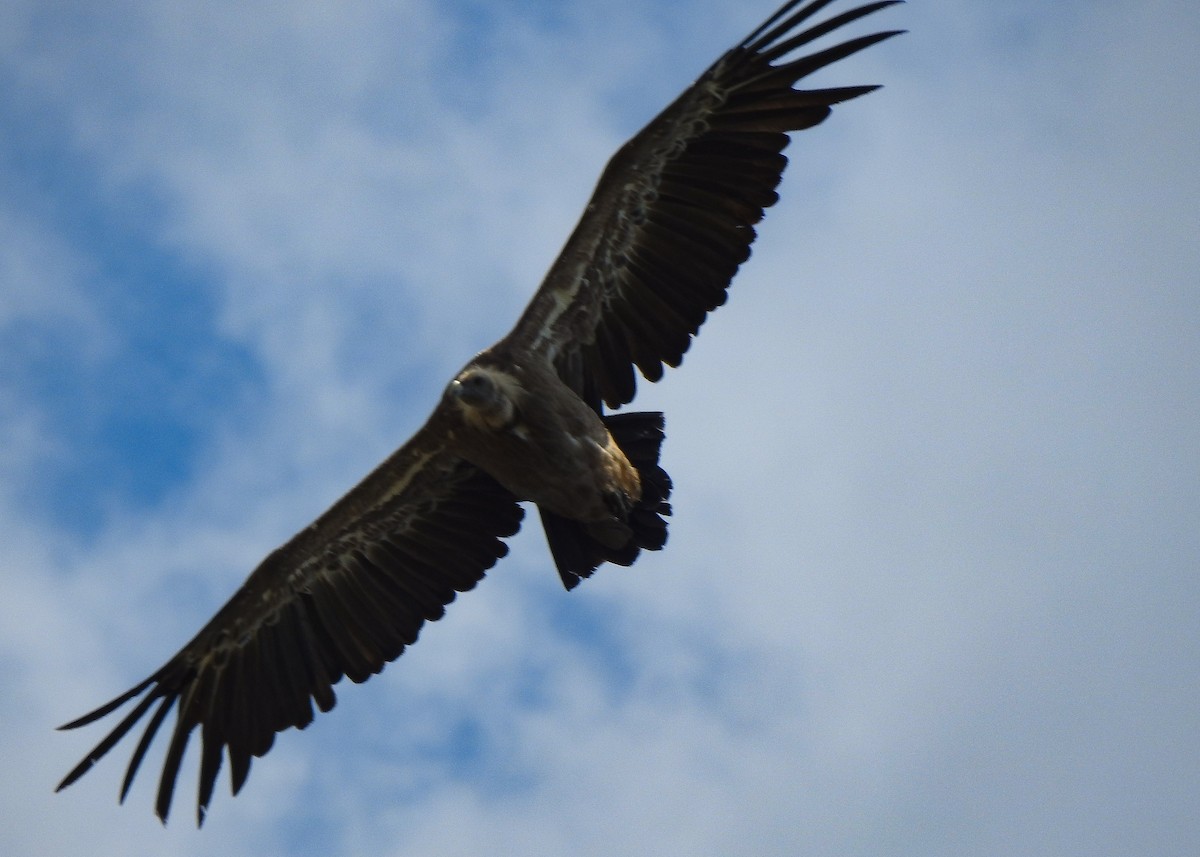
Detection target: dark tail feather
<box><xmin>540</xmin><ymin>411</ymin><xmax>673</xmax><ymax>590</ymax></box>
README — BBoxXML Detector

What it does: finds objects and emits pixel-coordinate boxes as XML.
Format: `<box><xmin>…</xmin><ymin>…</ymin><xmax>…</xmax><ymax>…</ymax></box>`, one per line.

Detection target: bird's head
<box><xmin>447</xmin><ymin>366</ymin><xmax>522</xmax><ymax>431</ymax></box>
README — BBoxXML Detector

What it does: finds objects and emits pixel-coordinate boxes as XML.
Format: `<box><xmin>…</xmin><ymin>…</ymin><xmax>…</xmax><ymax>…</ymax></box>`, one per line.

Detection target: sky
<box><xmin>2</xmin><ymin>0</ymin><xmax>1198</xmax><ymax>854</ymax></box>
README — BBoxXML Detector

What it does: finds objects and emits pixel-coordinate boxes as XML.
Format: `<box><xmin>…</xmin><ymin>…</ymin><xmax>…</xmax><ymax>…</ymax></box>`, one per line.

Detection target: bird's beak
<box><xmin>449</xmin><ymin>378</ymin><xmax>487</xmax><ymax>407</ymax></box>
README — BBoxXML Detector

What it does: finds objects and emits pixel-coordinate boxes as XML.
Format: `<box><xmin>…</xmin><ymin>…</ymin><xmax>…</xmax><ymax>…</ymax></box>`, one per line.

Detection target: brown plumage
<box><xmin>56</xmin><ymin>0</ymin><xmax>902</xmax><ymax>825</ymax></box>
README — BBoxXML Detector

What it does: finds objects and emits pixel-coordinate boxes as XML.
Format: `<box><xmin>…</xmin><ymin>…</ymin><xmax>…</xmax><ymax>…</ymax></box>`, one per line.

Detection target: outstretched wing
<box><xmin>56</xmin><ymin>415</ymin><xmax>523</xmax><ymax>826</ymax></box>
<box><xmin>503</xmin><ymin>0</ymin><xmax>903</xmax><ymax>408</ymax></box>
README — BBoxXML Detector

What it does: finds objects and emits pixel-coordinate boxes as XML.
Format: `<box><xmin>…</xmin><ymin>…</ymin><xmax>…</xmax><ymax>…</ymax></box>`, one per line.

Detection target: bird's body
<box><xmin>56</xmin><ymin>0</ymin><xmax>903</xmax><ymax>825</ymax></box>
<box><xmin>445</xmin><ymin>355</ymin><xmax>641</xmax><ymax>526</ymax></box>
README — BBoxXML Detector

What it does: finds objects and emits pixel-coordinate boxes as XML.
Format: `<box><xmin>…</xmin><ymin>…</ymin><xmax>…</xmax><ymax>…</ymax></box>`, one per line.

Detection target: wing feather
<box><xmin>56</xmin><ymin>416</ymin><xmax>523</xmax><ymax>824</ymax></box>
<box><xmin>121</xmin><ymin>695</ymin><xmax>173</xmax><ymax>801</ymax></box>
<box><xmin>503</xmin><ymin>0</ymin><xmax>903</xmax><ymax>407</ymax></box>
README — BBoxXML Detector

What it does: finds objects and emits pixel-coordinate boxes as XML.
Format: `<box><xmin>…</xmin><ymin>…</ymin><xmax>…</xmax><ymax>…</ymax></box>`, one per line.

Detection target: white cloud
<box><xmin>3</xmin><ymin>1</ymin><xmax>1198</xmax><ymax>856</ymax></box>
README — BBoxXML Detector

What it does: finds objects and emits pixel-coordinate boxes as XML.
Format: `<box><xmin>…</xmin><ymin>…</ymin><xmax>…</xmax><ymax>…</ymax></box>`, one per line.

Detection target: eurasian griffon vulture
<box><xmin>57</xmin><ymin>0</ymin><xmax>902</xmax><ymax>824</ymax></box>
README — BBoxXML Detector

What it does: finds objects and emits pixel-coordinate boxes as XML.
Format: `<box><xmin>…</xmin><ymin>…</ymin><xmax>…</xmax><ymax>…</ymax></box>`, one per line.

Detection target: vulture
<box><xmin>57</xmin><ymin>0</ymin><xmax>902</xmax><ymax>825</ymax></box>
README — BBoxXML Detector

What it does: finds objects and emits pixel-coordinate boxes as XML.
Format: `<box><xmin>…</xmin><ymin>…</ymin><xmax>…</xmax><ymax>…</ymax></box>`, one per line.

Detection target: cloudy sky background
<box><xmin>3</xmin><ymin>0</ymin><xmax>1198</xmax><ymax>854</ymax></box>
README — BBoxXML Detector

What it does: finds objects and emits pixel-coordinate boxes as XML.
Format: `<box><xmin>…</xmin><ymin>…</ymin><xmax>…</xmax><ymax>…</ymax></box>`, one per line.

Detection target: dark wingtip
<box><xmin>743</xmin><ymin>0</ymin><xmax>904</xmax><ymax>56</ymax></box>
<box><xmin>57</xmin><ymin>676</ymin><xmax>157</xmax><ymax>731</ymax></box>
<box><xmin>55</xmin><ymin>759</ymin><xmax>94</xmax><ymax>793</ymax></box>
<box><xmin>120</xmin><ymin>693</ymin><xmax>175</xmax><ymax>803</ymax></box>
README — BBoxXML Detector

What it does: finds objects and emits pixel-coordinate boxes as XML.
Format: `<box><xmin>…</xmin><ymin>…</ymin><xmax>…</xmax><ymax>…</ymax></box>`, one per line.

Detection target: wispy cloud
<box><xmin>3</xmin><ymin>1</ymin><xmax>1198</xmax><ymax>855</ymax></box>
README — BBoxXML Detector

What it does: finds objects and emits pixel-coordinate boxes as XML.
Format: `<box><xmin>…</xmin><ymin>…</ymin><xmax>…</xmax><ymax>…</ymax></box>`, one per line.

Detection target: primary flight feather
<box><xmin>57</xmin><ymin>0</ymin><xmax>902</xmax><ymax>825</ymax></box>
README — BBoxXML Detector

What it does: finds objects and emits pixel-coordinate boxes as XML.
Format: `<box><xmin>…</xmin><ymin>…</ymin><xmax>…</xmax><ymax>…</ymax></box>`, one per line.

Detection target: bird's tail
<box><xmin>539</xmin><ymin>411</ymin><xmax>672</xmax><ymax>590</ymax></box>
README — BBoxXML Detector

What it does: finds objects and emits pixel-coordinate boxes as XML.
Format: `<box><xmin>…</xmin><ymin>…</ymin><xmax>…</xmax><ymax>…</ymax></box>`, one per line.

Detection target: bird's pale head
<box><xmin>448</xmin><ymin>366</ymin><xmax>522</xmax><ymax>431</ymax></box>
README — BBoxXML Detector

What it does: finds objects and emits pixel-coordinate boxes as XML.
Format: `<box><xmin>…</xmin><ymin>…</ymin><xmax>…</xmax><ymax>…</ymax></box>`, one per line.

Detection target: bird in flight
<box><xmin>57</xmin><ymin>0</ymin><xmax>902</xmax><ymax>825</ymax></box>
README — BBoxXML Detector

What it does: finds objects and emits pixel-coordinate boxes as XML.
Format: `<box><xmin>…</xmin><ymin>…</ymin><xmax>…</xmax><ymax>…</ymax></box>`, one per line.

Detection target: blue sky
<box><xmin>3</xmin><ymin>0</ymin><xmax>1199</xmax><ymax>854</ymax></box>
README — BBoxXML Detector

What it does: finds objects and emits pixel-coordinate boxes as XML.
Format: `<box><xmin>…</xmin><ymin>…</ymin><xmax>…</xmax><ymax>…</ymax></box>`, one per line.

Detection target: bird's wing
<box><xmin>56</xmin><ymin>414</ymin><xmax>523</xmax><ymax>826</ymax></box>
<box><xmin>503</xmin><ymin>0</ymin><xmax>902</xmax><ymax>409</ymax></box>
